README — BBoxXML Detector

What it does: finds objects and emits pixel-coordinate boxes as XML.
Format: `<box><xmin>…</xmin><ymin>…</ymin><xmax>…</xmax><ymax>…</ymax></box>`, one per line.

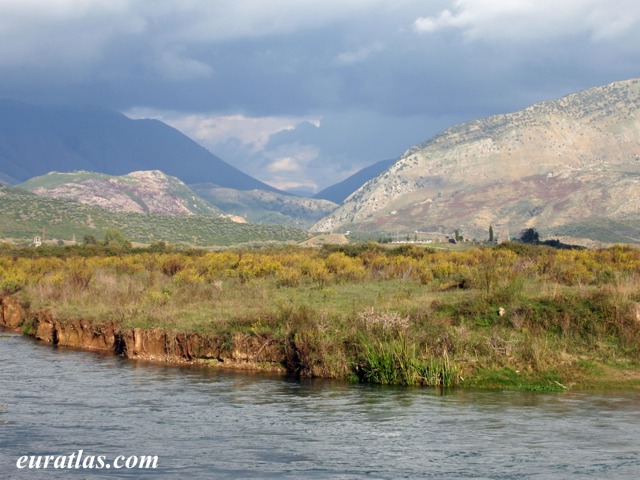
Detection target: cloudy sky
<box><xmin>2</xmin><ymin>1</ymin><xmax>639</xmax><ymax>193</ymax></box>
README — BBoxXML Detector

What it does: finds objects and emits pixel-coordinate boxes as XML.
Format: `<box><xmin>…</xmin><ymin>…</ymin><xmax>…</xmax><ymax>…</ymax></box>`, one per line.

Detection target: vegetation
<box><xmin>0</xmin><ymin>186</ymin><xmax>310</xmax><ymax>246</ymax></box>
<box><xmin>1</xmin><ymin>242</ymin><xmax>640</xmax><ymax>390</ymax></box>
<box><xmin>519</xmin><ymin>228</ymin><xmax>540</xmax><ymax>244</ymax></box>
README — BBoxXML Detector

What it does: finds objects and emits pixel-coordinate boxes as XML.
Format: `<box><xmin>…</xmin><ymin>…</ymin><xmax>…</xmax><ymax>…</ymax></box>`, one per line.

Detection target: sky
<box><xmin>1</xmin><ymin>1</ymin><xmax>640</xmax><ymax>194</ymax></box>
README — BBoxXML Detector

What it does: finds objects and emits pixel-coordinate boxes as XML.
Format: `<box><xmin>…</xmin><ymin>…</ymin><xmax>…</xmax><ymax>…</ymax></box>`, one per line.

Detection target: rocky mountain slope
<box><xmin>0</xmin><ymin>99</ymin><xmax>278</xmax><ymax>191</ymax></box>
<box><xmin>19</xmin><ymin>170</ymin><xmax>221</xmax><ymax>217</ymax></box>
<box><xmin>314</xmin><ymin>159</ymin><xmax>396</xmax><ymax>204</ymax></box>
<box><xmin>190</xmin><ymin>184</ymin><xmax>337</xmax><ymax>228</ymax></box>
<box><xmin>313</xmin><ymin>79</ymin><xmax>640</xmax><ymax>244</ymax></box>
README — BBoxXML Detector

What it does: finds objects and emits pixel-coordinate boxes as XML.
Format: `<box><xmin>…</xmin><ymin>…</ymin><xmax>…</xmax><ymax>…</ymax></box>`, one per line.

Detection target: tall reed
<box><xmin>357</xmin><ymin>335</ymin><xmax>460</xmax><ymax>387</ymax></box>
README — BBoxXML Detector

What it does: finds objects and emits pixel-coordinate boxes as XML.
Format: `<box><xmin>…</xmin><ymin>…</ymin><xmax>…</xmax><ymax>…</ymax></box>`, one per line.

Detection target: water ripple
<box><xmin>1</xmin><ymin>332</ymin><xmax>639</xmax><ymax>478</ymax></box>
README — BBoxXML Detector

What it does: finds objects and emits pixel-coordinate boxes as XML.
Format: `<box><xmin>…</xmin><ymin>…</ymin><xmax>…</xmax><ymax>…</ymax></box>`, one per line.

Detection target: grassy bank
<box><xmin>2</xmin><ymin>242</ymin><xmax>640</xmax><ymax>390</ymax></box>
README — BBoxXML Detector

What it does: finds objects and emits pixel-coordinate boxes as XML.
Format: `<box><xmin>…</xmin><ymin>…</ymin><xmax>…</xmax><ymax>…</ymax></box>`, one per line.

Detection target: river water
<box><xmin>1</xmin><ymin>332</ymin><xmax>639</xmax><ymax>479</ymax></box>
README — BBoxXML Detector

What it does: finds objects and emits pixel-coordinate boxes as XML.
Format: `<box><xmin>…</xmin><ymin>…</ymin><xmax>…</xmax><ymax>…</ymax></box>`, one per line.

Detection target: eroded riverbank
<box><xmin>3</xmin><ymin>294</ymin><xmax>640</xmax><ymax>391</ymax></box>
<box><xmin>0</xmin><ymin>296</ymin><xmax>286</xmax><ymax>373</ymax></box>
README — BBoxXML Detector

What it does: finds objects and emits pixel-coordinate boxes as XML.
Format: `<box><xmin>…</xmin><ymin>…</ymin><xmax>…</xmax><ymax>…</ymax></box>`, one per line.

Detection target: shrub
<box><xmin>160</xmin><ymin>254</ymin><xmax>187</xmax><ymax>277</ymax></box>
<box><xmin>325</xmin><ymin>252</ymin><xmax>366</xmax><ymax>282</ymax></box>
<box><xmin>0</xmin><ymin>270</ymin><xmax>27</xmax><ymax>295</ymax></box>
<box><xmin>276</xmin><ymin>266</ymin><xmax>302</xmax><ymax>287</ymax></box>
<box><xmin>64</xmin><ymin>258</ymin><xmax>93</xmax><ymax>290</ymax></box>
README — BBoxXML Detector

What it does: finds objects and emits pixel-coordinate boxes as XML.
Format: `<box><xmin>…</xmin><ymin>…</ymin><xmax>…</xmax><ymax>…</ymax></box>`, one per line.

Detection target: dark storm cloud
<box><xmin>2</xmin><ymin>1</ymin><xmax>640</xmax><ymax>191</ymax></box>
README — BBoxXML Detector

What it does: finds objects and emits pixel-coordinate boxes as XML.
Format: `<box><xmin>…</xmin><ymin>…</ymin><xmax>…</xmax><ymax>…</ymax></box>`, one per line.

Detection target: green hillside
<box><xmin>0</xmin><ymin>187</ymin><xmax>310</xmax><ymax>246</ymax></box>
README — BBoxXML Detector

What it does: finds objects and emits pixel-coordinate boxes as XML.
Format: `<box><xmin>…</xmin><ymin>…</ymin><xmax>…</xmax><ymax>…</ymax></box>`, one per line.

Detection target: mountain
<box><xmin>0</xmin><ymin>186</ymin><xmax>309</xmax><ymax>246</ymax></box>
<box><xmin>0</xmin><ymin>99</ymin><xmax>278</xmax><ymax>191</ymax></box>
<box><xmin>0</xmin><ymin>171</ymin><xmax>17</xmax><ymax>186</ymax></box>
<box><xmin>314</xmin><ymin>159</ymin><xmax>396</xmax><ymax>203</ymax></box>
<box><xmin>313</xmin><ymin>79</ymin><xmax>640</xmax><ymax>244</ymax></box>
<box><xmin>19</xmin><ymin>170</ymin><xmax>221</xmax><ymax>217</ymax></box>
<box><xmin>190</xmin><ymin>184</ymin><xmax>337</xmax><ymax>228</ymax></box>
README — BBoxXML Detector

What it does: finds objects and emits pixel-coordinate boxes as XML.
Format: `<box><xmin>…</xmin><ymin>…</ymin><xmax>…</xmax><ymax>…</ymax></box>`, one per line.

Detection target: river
<box><xmin>1</xmin><ymin>332</ymin><xmax>639</xmax><ymax>479</ymax></box>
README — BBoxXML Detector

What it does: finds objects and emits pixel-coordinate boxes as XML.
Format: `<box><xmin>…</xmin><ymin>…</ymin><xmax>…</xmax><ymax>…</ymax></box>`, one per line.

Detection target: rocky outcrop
<box><xmin>21</xmin><ymin>170</ymin><xmax>222</xmax><ymax>217</ymax></box>
<box><xmin>1</xmin><ymin>296</ymin><xmax>26</xmax><ymax>329</ymax></box>
<box><xmin>0</xmin><ymin>296</ymin><xmax>286</xmax><ymax>373</ymax></box>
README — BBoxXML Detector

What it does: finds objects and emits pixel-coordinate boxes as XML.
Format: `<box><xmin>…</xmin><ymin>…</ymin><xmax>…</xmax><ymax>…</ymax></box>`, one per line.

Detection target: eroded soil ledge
<box><xmin>0</xmin><ymin>296</ymin><xmax>287</xmax><ymax>373</ymax></box>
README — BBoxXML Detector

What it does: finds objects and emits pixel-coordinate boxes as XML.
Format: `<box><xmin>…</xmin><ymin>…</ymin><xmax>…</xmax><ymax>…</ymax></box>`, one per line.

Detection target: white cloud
<box><xmin>267</xmin><ymin>157</ymin><xmax>302</xmax><ymax>173</ymax></box>
<box><xmin>335</xmin><ymin>42</ymin><xmax>385</xmax><ymax>66</ymax></box>
<box><xmin>126</xmin><ymin>108</ymin><xmax>320</xmax><ymax>152</ymax></box>
<box><xmin>413</xmin><ymin>0</ymin><xmax>640</xmax><ymax>42</ymax></box>
<box><xmin>154</xmin><ymin>49</ymin><xmax>213</xmax><ymax>81</ymax></box>
<box><xmin>262</xmin><ymin>143</ymin><xmax>321</xmax><ymax>190</ymax></box>
<box><xmin>413</xmin><ymin>9</ymin><xmax>454</xmax><ymax>34</ymax></box>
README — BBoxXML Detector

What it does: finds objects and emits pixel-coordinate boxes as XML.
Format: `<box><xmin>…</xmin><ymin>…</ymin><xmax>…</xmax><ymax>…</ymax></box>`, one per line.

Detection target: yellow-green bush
<box><xmin>324</xmin><ymin>252</ymin><xmax>366</xmax><ymax>282</ymax></box>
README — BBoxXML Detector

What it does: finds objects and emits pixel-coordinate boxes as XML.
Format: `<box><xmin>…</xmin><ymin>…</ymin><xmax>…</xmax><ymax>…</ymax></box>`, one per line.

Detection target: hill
<box><xmin>19</xmin><ymin>170</ymin><xmax>221</xmax><ymax>217</ymax></box>
<box><xmin>0</xmin><ymin>187</ymin><xmax>309</xmax><ymax>246</ymax></box>
<box><xmin>314</xmin><ymin>159</ymin><xmax>395</xmax><ymax>203</ymax></box>
<box><xmin>190</xmin><ymin>184</ymin><xmax>337</xmax><ymax>228</ymax></box>
<box><xmin>313</xmin><ymin>79</ymin><xmax>640</xmax><ymax>244</ymax></box>
<box><xmin>0</xmin><ymin>99</ymin><xmax>278</xmax><ymax>191</ymax></box>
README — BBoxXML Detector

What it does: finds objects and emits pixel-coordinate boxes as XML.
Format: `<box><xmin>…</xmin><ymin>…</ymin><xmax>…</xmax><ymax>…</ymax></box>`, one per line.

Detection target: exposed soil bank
<box><xmin>0</xmin><ymin>296</ymin><xmax>287</xmax><ymax>373</ymax></box>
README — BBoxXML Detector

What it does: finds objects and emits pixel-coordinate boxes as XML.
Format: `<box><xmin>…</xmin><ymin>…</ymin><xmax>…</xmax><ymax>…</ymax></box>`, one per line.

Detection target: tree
<box><xmin>489</xmin><ymin>225</ymin><xmax>494</xmax><ymax>242</ymax></box>
<box><xmin>103</xmin><ymin>228</ymin><xmax>132</xmax><ymax>251</ymax></box>
<box><xmin>83</xmin><ymin>234</ymin><xmax>98</xmax><ymax>245</ymax></box>
<box><xmin>519</xmin><ymin>228</ymin><xmax>540</xmax><ymax>244</ymax></box>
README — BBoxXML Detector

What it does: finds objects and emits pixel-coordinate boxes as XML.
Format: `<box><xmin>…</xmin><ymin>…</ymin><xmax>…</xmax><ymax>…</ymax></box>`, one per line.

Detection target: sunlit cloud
<box><xmin>413</xmin><ymin>0</ymin><xmax>640</xmax><ymax>42</ymax></box>
<box><xmin>267</xmin><ymin>157</ymin><xmax>302</xmax><ymax>173</ymax></box>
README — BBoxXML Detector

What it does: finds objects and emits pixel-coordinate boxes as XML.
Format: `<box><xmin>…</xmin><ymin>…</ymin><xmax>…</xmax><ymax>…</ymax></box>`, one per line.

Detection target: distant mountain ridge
<box><xmin>19</xmin><ymin>170</ymin><xmax>222</xmax><ymax>217</ymax></box>
<box><xmin>314</xmin><ymin>159</ymin><xmax>395</xmax><ymax>204</ymax></box>
<box><xmin>313</xmin><ymin>79</ymin><xmax>640</xmax><ymax>244</ymax></box>
<box><xmin>0</xmin><ymin>99</ymin><xmax>278</xmax><ymax>191</ymax></box>
<box><xmin>191</xmin><ymin>183</ymin><xmax>337</xmax><ymax>228</ymax></box>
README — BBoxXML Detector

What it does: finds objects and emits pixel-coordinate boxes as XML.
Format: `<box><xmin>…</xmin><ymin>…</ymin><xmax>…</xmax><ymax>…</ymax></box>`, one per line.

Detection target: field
<box><xmin>2</xmin><ymin>242</ymin><xmax>640</xmax><ymax>390</ymax></box>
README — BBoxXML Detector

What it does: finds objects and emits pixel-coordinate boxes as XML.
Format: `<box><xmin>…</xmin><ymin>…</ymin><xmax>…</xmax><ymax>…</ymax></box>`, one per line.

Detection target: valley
<box><xmin>3</xmin><ymin>79</ymin><xmax>640</xmax><ymax>247</ymax></box>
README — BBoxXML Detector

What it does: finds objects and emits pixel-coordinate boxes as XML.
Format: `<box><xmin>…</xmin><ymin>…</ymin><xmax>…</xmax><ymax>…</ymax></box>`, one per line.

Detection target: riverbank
<box><xmin>0</xmin><ymin>296</ymin><xmax>287</xmax><ymax>372</ymax></box>
<box><xmin>1</xmin><ymin>243</ymin><xmax>640</xmax><ymax>391</ymax></box>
